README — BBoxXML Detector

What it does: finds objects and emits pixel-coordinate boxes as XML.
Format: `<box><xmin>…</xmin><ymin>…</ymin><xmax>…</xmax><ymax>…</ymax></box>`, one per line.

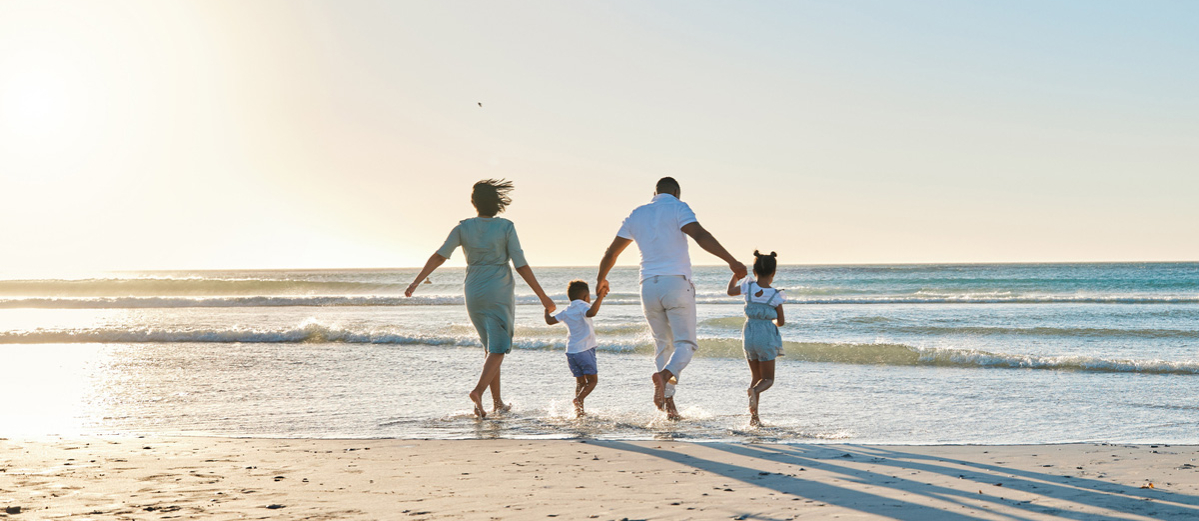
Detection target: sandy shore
<box><xmin>2</xmin><ymin>437</ymin><xmax>1198</xmax><ymax>520</ymax></box>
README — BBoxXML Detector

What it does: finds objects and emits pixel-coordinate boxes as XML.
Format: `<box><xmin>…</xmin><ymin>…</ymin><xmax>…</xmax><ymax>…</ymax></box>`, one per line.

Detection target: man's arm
<box><xmin>681</xmin><ymin>222</ymin><xmax>747</xmax><ymax>279</ymax></box>
<box><xmin>596</xmin><ymin>236</ymin><xmax>633</xmax><ymax>297</ymax></box>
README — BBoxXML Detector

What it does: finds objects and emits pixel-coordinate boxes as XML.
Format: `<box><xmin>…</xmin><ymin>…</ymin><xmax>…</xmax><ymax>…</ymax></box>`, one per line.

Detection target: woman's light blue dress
<box><xmin>742</xmin><ymin>281</ymin><xmax>783</xmax><ymax>362</ymax></box>
<box><xmin>437</xmin><ymin>217</ymin><xmax>527</xmax><ymax>354</ymax></box>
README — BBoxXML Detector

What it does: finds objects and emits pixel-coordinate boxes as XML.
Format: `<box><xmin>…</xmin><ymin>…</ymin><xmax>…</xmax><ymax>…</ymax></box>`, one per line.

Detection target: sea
<box><xmin>2</xmin><ymin>263</ymin><xmax>1197</xmax><ymax>445</ymax></box>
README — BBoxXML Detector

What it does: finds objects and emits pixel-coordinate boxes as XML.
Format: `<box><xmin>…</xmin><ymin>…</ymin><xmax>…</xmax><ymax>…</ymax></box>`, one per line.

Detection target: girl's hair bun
<box><xmin>752</xmin><ymin>249</ymin><xmax>778</xmax><ymax>277</ymax></box>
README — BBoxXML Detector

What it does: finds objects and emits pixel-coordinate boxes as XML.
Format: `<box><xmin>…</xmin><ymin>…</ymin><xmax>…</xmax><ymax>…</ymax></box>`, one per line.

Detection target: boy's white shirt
<box><xmin>553</xmin><ymin>299</ymin><xmax>598</xmax><ymax>354</ymax></box>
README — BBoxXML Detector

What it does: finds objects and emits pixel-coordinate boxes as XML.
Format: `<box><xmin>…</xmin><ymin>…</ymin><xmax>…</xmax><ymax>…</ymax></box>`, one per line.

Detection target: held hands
<box><xmin>540</xmin><ymin>294</ymin><xmax>557</xmax><ymax>313</ymax></box>
<box><xmin>596</xmin><ymin>279</ymin><xmax>610</xmax><ymax>298</ymax></box>
<box><xmin>730</xmin><ymin>262</ymin><xmax>748</xmax><ymax>281</ymax></box>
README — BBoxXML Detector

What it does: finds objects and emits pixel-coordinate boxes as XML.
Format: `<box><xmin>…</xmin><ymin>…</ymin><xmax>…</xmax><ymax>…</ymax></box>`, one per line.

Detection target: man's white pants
<box><xmin>640</xmin><ymin>275</ymin><xmax>697</xmax><ymax>399</ymax></box>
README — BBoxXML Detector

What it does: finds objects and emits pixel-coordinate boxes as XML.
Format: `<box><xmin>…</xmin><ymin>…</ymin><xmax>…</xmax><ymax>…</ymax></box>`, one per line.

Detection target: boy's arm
<box><xmin>726</xmin><ymin>273</ymin><xmax>741</xmax><ymax>296</ymax></box>
<box><xmin>585</xmin><ymin>293</ymin><xmax>605</xmax><ymax>318</ymax></box>
<box><xmin>544</xmin><ymin>309</ymin><xmax>559</xmax><ymax>325</ymax></box>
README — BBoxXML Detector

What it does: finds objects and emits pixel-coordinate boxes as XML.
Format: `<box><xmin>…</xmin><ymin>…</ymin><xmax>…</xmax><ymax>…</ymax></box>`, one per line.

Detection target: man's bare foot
<box><xmin>651</xmin><ymin>372</ymin><xmax>667</xmax><ymax>410</ymax></box>
<box><xmin>469</xmin><ymin>391</ymin><xmax>486</xmax><ymax>419</ymax></box>
<box><xmin>492</xmin><ymin>402</ymin><xmax>511</xmax><ymax>414</ymax></box>
<box><xmin>573</xmin><ymin>398</ymin><xmax>585</xmax><ymax>418</ymax></box>
<box><xmin>664</xmin><ymin>397</ymin><xmax>681</xmax><ymax>421</ymax></box>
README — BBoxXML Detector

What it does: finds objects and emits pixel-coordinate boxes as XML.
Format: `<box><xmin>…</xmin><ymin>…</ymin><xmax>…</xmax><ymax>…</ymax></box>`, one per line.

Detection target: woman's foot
<box><xmin>749</xmin><ymin>414</ymin><xmax>762</xmax><ymax>428</ymax></box>
<box><xmin>492</xmin><ymin>402</ymin><xmax>511</xmax><ymax>414</ymax></box>
<box><xmin>573</xmin><ymin>398</ymin><xmax>585</xmax><ymax>418</ymax></box>
<box><xmin>469</xmin><ymin>391</ymin><xmax>487</xmax><ymax>419</ymax></box>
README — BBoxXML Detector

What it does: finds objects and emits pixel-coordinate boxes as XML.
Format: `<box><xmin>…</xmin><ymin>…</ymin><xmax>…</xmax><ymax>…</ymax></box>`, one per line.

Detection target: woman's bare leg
<box><xmin>489</xmin><ymin>366</ymin><xmax>510</xmax><ymax>413</ymax></box>
<box><xmin>469</xmin><ymin>353</ymin><xmax>504</xmax><ymax>418</ymax></box>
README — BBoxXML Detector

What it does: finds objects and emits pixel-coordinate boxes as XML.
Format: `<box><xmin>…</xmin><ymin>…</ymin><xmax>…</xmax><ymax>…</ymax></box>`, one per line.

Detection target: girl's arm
<box><xmin>775</xmin><ymin>305</ymin><xmax>785</xmax><ymax>327</ymax></box>
<box><xmin>727</xmin><ymin>273</ymin><xmax>742</xmax><ymax>296</ymax></box>
<box><xmin>516</xmin><ymin>265</ymin><xmax>556</xmax><ymax>313</ymax></box>
<box><xmin>406</xmin><ymin>253</ymin><xmax>447</xmax><ymax>297</ymax></box>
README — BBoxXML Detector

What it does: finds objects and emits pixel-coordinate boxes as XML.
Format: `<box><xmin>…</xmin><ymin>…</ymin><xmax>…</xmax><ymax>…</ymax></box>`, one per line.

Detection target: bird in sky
<box><xmin>478</xmin><ymin>102</ymin><xmax>482</xmax><ymax>107</ymax></box>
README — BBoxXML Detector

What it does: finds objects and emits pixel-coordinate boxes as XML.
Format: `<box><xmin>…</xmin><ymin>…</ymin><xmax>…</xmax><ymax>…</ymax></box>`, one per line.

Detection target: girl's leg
<box><xmin>469</xmin><ymin>353</ymin><xmax>505</xmax><ymax>418</ymax></box>
<box><xmin>749</xmin><ymin>360</ymin><xmax>775</xmax><ymax>426</ymax></box>
<box><xmin>747</xmin><ymin>359</ymin><xmax>763</xmax><ymax>424</ymax></box>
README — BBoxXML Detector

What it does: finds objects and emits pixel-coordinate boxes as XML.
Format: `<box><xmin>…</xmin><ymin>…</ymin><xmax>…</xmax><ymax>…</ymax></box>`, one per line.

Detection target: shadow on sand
<box><xmin>599</xmin><ymin>441</ymin><xmax>1199</xmax><ymax>520</ymax></box>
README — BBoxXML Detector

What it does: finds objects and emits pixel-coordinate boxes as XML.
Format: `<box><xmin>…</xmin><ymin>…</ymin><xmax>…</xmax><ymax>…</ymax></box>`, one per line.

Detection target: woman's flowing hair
<box><xmin>472</xmin><ymin>179</ymin><xmax>514</xmax><ymax>216</ymax></box>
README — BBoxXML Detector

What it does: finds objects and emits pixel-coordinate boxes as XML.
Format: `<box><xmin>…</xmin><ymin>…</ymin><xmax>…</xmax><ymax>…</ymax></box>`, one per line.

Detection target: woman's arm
<box><xmin>727</xmin><ymin>273</ymin><xmax>742</xmax><ymax>296</ymax></box>
<box><xmin>406</xmin><ymin>253</ymin><xmax>447</xmax><ymax>297</ymax></box>
<box><xmin>516</xmin><ymin>264</ymin><xmax>556</xmax><ymax>313</ymax></box>
<box><xmin>775</xmin><ymin>305</ymin><xmax>785</xmax><ymax>327</ymax></box>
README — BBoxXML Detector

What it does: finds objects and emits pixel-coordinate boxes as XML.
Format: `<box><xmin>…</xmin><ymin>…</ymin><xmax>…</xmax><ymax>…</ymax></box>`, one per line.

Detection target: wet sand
<box><xmin>2</xmin><ymin>437</ymin><xmax>1198</xmax><ymax>520</ymax></box>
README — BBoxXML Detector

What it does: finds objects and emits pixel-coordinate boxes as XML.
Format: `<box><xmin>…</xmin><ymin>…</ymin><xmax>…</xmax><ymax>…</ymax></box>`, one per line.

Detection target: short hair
<box><xmin>655</xmin><ymin>177</ymin><xmax>680</xmax><ymax>195</ymax></box>
<box><xmin>471</xmin><ymin>179</ymin><xmax>514</xmax><ymax>216</ymax></box>
<box><xmin>567</xmin><ymin>279</ymin><xmax>590</xmax><ymax>301</ymax></box>
<box><xmin>753</xmin><ymin>250</ymin><xmax>778</xmax><ymax>277</ymax></box>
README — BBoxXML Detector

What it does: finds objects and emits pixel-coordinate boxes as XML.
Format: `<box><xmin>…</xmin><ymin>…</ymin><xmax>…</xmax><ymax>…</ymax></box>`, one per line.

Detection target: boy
<box><xmin>545</xmin><ymin>279</ymin><xmax>606</xmax><ymax>417</ymax></box>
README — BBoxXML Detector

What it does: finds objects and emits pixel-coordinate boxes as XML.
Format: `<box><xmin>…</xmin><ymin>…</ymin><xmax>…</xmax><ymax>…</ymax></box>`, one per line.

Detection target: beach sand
<box><xmin>2</xmin><ymin>437</ymin><xmax>1197</xmax><ymax>520</ymax></box>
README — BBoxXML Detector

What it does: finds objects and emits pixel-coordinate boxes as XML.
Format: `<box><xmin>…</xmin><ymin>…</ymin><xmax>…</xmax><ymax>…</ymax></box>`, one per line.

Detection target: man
<box><xmin>596</xmin><ymin>177</ymin><xmax>747</xmax><ymax>419</ymax></box>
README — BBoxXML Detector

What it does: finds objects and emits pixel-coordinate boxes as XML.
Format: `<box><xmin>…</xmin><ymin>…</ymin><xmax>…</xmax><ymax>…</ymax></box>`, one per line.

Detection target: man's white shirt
<box><xmin>616</xmin><ymin>193</ymin><xmax>698</xmax><ymax>282</ymax></box>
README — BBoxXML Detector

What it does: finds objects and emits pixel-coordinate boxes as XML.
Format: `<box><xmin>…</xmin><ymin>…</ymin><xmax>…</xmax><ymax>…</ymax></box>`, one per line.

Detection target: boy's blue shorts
<box><xmin>566</xmin><ymin>348</ymin><xmax>598</xmax><ymax>377</ymax></box>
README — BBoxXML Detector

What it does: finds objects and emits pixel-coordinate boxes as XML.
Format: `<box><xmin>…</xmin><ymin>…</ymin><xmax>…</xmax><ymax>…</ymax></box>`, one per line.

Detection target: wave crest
<box><xmin>4</xmin><ymin>324</ymin><xmax>1197</xmax><ymax>375</ymax></box>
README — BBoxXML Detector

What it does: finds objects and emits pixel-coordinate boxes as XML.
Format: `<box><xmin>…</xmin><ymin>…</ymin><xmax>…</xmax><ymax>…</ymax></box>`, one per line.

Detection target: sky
<box><xmin>1</xmin><ymin>0</ymin><xmax>1196</xmax><ymax>273</ymax></box>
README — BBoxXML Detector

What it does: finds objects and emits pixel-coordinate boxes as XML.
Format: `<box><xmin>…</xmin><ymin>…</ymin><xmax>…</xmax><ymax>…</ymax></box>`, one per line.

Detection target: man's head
<box><xmin>567</xmin><ymin>280</ymin><xmax>591</xmax><ymax>302</ymax></box>
<box><xmin>655</xmin><ymin>177</ymin><xmax>680</xmax><ymax>198</ymax></box>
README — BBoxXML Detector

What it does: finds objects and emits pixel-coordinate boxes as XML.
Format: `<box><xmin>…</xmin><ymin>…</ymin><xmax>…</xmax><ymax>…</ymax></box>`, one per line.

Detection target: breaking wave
<box><xmin>5</xmin><ymin>324</ymin><xmax>1198</xmax><ymax>375</ymax></box>
<box><xmin>3</xmin><ymin>293</ymin><xmax>1198</xmax><ymax>309</ymax></box>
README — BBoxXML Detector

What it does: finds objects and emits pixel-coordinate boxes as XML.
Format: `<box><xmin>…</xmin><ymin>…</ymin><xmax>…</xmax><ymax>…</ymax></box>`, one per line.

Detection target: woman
<box><xmin>405</xmin><ymin>179</ymin><xmax>556</xmax><ymax>418</ymax></box>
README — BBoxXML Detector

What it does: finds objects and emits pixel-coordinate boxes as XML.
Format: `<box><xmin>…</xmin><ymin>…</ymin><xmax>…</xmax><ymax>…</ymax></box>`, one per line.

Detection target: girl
<box><xmin>406</xmin><ymin>179</ymin><xmax>556</xmax><ymax>418</ymax></box>
<box><xmin>726</xmin><ymin>250</ymin><xmax>785</xmax><ymax>426</ymax></box>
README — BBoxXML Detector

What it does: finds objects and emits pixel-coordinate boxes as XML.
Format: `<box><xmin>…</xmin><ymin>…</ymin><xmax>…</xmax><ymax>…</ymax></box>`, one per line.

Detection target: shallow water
<box><xmin>1</xmin><ymin>263</ymin><xmax>1197</xmax><ymax>443</ymax></box>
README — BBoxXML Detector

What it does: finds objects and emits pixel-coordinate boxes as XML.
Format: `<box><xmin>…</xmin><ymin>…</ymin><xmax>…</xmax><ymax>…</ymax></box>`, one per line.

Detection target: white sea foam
<box><xmin>3</xmin><ymin>293</ymin><xmax>1198</xmax><ymax>309</ymax></box>
<box><xmin>6</xmin><ymin>324</ymin><xmax>1198</xmax><ymax>375</ymax></box>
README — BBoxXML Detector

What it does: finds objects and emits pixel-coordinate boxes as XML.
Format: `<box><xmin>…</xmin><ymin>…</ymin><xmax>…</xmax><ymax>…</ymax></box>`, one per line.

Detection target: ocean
<box><xmin>2</xmin><ymin>263</ymin><xmax>1197</xmax><ymax>444</ymax></box>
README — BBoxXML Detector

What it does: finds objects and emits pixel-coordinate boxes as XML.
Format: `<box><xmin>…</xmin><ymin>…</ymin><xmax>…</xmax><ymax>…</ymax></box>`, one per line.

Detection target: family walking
<box><xmin>405</xmin><ymin>177</ymin><xmax>786</xmax><ymax>425</ymax></box>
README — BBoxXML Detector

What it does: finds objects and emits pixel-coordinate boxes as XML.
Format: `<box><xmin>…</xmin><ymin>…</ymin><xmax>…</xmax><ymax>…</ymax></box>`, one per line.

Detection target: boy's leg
<box><xmin>469</xmin><ymin>353</ymin><xmax>504</xmax><ymax>418</ymax></box>
<box><xmin>573</xmin><ymin>376</ymin><xmax>588</xmax><ymax>416</ymax></box>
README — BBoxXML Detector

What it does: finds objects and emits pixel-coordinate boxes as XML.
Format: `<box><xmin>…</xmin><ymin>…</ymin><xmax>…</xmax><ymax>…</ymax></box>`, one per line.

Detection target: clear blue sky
<box><xmin>2</xmin><ymin>1</ymin><xmax>1196</xmax><ymax>272</ymax></box>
